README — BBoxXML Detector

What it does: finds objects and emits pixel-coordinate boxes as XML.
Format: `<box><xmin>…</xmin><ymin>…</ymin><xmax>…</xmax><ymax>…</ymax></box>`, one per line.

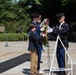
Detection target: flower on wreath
<box><xmin>40</xmin><ymin>18</ymin><xmax>49</xmax><ymax>46</ymax></box>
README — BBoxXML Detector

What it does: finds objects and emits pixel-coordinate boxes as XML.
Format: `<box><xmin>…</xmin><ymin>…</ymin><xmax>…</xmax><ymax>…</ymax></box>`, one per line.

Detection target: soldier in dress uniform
<box><xmin>47</xmin><ymin>13</ymin><xmax>69</xmax><ymax>75</ymax></box>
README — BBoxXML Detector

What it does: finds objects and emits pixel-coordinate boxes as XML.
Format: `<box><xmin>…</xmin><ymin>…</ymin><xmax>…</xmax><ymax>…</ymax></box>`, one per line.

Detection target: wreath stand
<box><xmin>49</xmin><ymin>35</ymin><xmax>73</xmax><ymax>75</ymax></box>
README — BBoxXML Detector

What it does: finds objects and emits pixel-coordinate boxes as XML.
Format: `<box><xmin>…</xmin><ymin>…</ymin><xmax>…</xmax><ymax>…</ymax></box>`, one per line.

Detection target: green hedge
<box><xmin>0</xmin><ymin>33</ymin><xmax>28</xmax><ymax>41</ymax></box>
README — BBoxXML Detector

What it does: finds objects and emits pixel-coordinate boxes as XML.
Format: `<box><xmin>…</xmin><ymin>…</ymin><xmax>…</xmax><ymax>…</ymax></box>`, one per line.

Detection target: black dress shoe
<box><xmin>40</xmin><ymin>61</ymin><xmax>43</xmax><ymax>63</ymax></box>
<box><xmin>57</xmin><ymin>71</ymin><xmax>66</xmax><ymax>75</ymax></box>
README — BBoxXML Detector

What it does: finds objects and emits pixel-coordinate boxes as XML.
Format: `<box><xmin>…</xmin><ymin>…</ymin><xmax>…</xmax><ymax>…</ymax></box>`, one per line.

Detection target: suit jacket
<box><xmin>53</xmin><ymin>22</ymin><xmax>69</xmax><ymax>48</ymax></box>
<box><xmin>32</xmin><ymin>21</ymin><xmax>42</xmax><ymax>45</ymax></box>
<box><xmin>32</xmin><ymin>21</ymin><xmax>41</xmax><ymax>36</ymax></box>
<box><xmin>28</xmin><ymin>31</ymin><xmax>42</xmax><ymax>51</ymax></box>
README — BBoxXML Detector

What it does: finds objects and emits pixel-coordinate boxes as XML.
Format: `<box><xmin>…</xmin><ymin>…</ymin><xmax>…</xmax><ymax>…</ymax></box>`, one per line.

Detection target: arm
<box><xmin>53</xmin><ymin>25</ymin><xmax>69</xmax><ymax>34</ymax></box>
<box><xmin>31</xmin><ymin>32</ymin><xmax>42</xmax><ymax>41</ymax></box>
<box><xmin>47</xmin><ymin>24</ymin><xmax>69</xmax><ymax>34</ymax></box>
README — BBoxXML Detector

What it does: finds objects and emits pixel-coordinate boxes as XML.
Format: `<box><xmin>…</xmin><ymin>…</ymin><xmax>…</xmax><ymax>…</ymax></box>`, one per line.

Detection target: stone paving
<box><xmin>0</xmin><ymin>41</ymin><xmax>76</xmax><ymax>75</ymax></box>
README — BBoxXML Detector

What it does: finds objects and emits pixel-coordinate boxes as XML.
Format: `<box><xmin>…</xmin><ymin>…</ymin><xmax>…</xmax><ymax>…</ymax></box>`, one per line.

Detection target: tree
<box><xmin>0</xmin><ymin>0</ymin><xmax>31</xmax><ymax>33</ymax></box>
<box><xmin>0</xmin><ymin>0</ymin><xmax>76</xmax><ymax>33</ymax></box>
<box><xmin>26</xmin><ymin>0</ymin><xmax>76</xmax><ymax>23</ymax></box>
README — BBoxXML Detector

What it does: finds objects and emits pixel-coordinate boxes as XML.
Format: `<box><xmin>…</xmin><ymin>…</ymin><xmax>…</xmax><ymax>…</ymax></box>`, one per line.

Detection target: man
<box><xmin>47</xmin><ymin>13</ymin><xmax>69</xmax><ymax>75</ymax></box>
<box><xmin>32</xmin><ymin>13</ymin><xmax>44</xmax><ymax>73</ymax></box>
<box><xmin>28</xmin><ymin>24</ymin><xmax>46</xmax><ymax>75</ymax></box>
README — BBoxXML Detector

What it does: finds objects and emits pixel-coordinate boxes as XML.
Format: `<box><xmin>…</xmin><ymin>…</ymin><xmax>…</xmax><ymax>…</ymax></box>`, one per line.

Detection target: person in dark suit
<box><xmin>32</xmin><ymin>13</ymin><xmax>44</xmax><ymax>73</ymax></box>
<box><xmin>47</xmin><ymin>13</ymin><xmax>69</xmax><ymax>75</ymax></box>
<box><xmin>28</xmin><ymin>24</ymin><xmax>46</xmax><ymax>75</ymax></box>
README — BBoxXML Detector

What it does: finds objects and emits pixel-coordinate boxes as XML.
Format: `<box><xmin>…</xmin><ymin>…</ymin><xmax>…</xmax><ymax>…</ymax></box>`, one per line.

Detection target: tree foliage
<box><xmin>0</xmin><ymin>0</ymin><xmax>76</xmax><ymax>33</ymax></box>
<box><xmin>28</xmin><ymin>0</ymin><xmax>76</xmax><ymax>23</ymax></box>
<box><xmin>0</xmin><ymin>0</ymin><xmax>31</xmax><ymax>33</ymax></box>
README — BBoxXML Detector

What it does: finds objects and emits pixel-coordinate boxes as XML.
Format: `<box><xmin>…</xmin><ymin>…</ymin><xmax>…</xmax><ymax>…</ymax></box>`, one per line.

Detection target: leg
<box><xmin>40</xmin><ymin>44</ymin><xmax>43</xmax><ymax>63</ymax></box>
<box><xmin>56</xmin><ymin>48</ymin><xmax>66</xmax><ymax>75</ymax></box>
<box><xmin>59</xmin><ymin>48</ymin><xmax>65</xmax><ymax>68</ymax></box>
<box><xmin>30</xmin><ymin>50</ymin><xmax>38</xmax><ymax>74</ymax></box>
<box><xmin>38</xmin><ymin>44</ymin><xmax>43</xmax><ymax>62</ymax></box>
<box><xmin>56</xmin><ymin>48</ymin><xmax>65</xmax><ymax>68</ymax></box>
<box><xmin>37</xmin><ymin>44</ymin><xmax>42</xmax><ymax>70</ymax></box>
<box><xmin>37</xmin><ymin>49</ymin><xmax>40</xmax><ymax>70</ymax></box>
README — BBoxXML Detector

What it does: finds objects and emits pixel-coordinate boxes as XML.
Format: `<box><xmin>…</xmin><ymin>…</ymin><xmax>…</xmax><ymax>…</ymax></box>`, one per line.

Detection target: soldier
<box><xmin>47</xmin><ymin>13</ymin><xmax>69</xmax><ymax>75</ymax></box>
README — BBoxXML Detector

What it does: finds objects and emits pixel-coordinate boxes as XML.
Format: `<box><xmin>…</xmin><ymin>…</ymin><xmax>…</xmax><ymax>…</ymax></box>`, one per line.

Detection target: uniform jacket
<box><xmin>53</xmin><ymin>22</ymin><xmax>69</xmax><ymax>48</ymax></box>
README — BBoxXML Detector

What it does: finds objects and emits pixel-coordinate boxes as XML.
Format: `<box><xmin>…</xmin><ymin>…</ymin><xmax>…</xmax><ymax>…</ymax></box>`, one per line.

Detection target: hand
<box><xmin>47</xmin><ymin>26</ymin><xmax>53</xmax><ymax>33</ymax></box>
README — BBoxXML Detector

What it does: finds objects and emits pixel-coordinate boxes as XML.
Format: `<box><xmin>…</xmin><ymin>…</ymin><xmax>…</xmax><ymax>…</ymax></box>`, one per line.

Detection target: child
<box><xmin>28</xmin><ymin>24</ymin><xmax>45</xmax><ymax>75</ymax></box>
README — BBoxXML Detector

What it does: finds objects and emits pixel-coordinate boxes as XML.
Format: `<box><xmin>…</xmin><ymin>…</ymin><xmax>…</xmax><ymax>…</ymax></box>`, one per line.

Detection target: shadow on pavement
<box><xmin>22</xmin><ymin>68</ymin><xmax>30</xmax><ymax>75</ymax></box>
<box><xmin>0</xmin><ymin>53</ymin><xmax>30</xmax><ymax>73</ymax></box>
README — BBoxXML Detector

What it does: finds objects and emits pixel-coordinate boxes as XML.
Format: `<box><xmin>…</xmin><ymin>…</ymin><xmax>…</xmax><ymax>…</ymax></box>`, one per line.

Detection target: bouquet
<box><xmin>40</xmin><ymin>18</ymin><xmax>49</xmax><ymax>46</ymax></box>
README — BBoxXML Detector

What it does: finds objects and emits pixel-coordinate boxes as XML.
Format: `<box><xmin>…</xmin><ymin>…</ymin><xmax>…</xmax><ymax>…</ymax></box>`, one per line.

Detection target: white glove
<box><xmin>47</xmin><ymin>26</ymin><xmax>53</xmax><ymax>33</ymax></box>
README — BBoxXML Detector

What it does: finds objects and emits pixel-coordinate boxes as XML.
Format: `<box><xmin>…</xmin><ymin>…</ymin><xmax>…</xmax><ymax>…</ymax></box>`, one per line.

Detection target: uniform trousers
<box><xmin>56</xmin><ymin>48</ymin><xmax>65</xmax><ymax>68</ymax></box>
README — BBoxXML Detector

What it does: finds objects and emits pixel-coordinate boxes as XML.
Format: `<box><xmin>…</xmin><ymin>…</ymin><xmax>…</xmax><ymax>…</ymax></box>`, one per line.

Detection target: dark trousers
<box><xmin>37</xmin><ymin>43</ymin><xmax>43</xmax><ymax>70</ymax></box>
<box><xmin>38</xmin><ymin>43</ymin><xmax>43</xmax><ymax>61</ymax></box>
<box><xmin>56</xmin><ymin>48</ymin><xmax>65</xmax><ymax>68</ymax></box>
<box><xmin>37</xmin><ymin>50</ymin><xmax>40</xmax><ymax>70</ymax></box>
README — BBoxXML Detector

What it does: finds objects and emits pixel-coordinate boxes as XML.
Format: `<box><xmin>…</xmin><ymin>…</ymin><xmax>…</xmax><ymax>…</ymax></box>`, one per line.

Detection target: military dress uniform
<box><xmin>47</xmin><ymin>13</ymin><xmax>69</xmax><ymax>74</ymax></box>
<box><xmin>53</xmin><ymin>22</ymin><xmax>69</xmax><ymax>69</ymax></box>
